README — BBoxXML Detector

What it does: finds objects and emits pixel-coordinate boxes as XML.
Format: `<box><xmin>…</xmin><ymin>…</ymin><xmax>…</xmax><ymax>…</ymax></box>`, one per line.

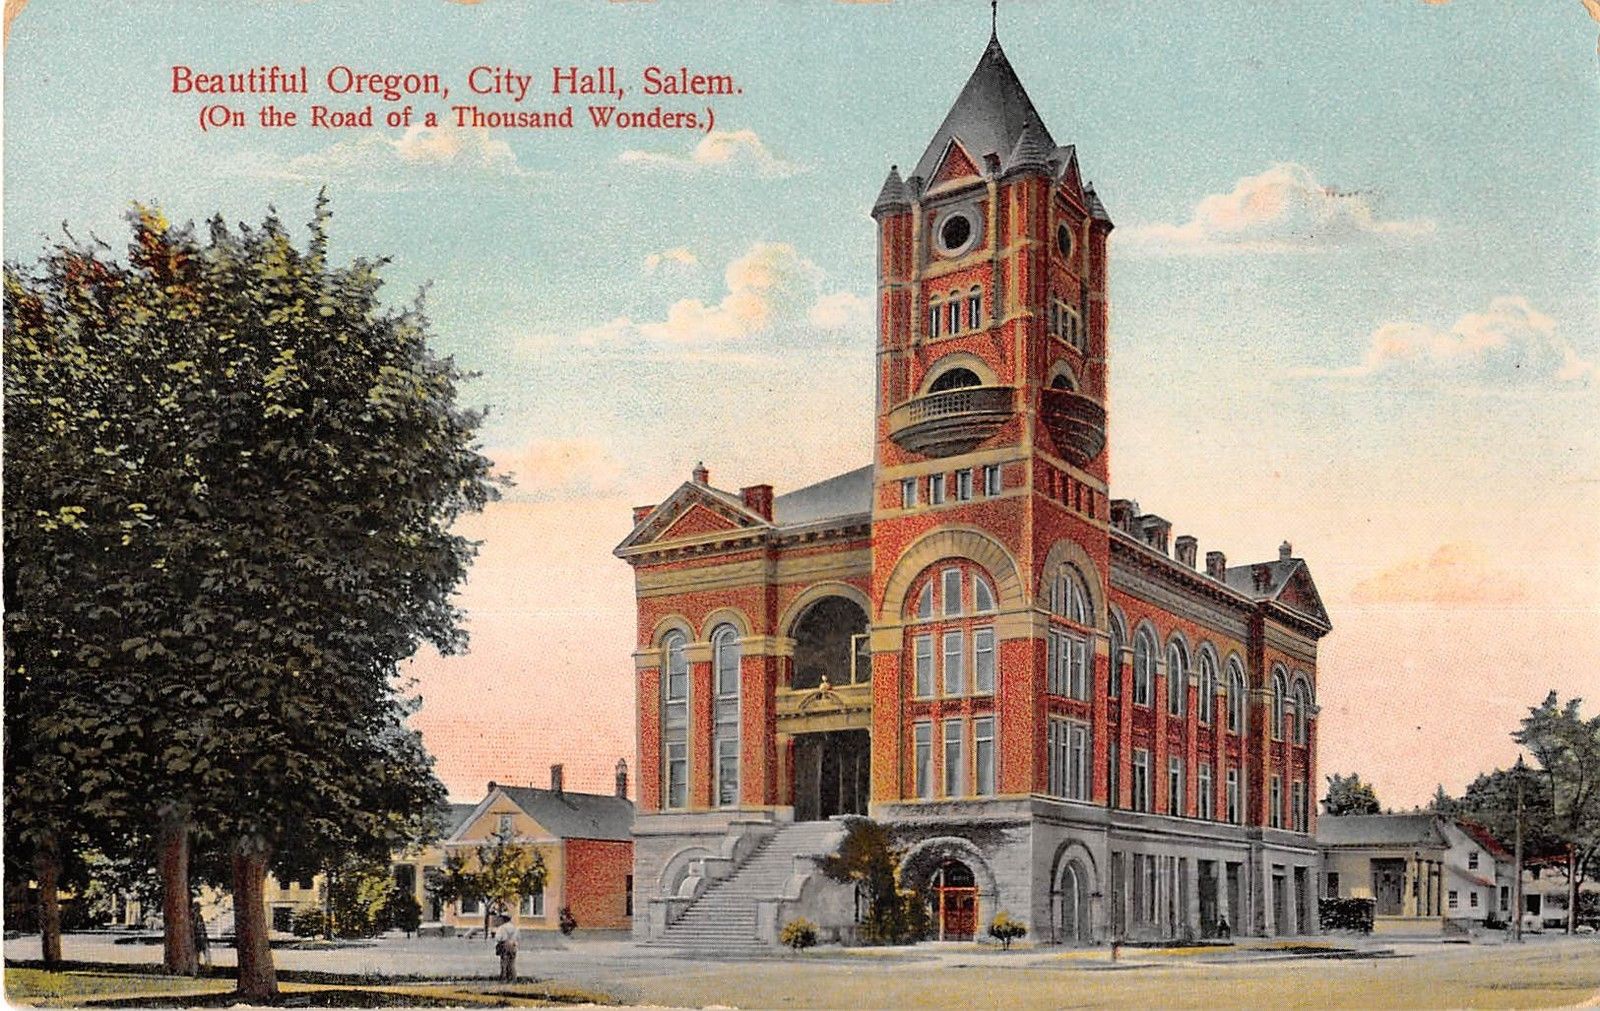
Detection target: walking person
<box><xmin>190</xmin><ymin>902</ymin><xmax>211</xmax><ymax>973</ymax></box>
<box><xmin>493</xmin><ymin>913</ymin><xmax>519</xmax><ymax>982</ymax></box>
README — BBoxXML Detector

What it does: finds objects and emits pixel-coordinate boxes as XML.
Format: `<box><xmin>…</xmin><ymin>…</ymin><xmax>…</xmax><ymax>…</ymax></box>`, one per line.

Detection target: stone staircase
<box><xmin>648</xmin><ymin>819</ymin><xmax>845</xmax><ymax>951</ymax></box>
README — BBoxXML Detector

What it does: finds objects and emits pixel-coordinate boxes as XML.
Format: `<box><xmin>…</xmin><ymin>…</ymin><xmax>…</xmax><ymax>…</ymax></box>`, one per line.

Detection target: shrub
<box><xmin>291</xmin><ymin>908</ymin><xmax>327</xmax><ymax>938</ymax></box>
<box><xmin>387</xmin><ymin>888</ymin><xmax>423</xmax><ymax>937</ymax></box>
<box><xmin>1319</xmin><ymin>896</ymin><xmax>1375</xmax><ymax>934</ymax></box>
<box><xmin>988</xmin><ymin>911</ymin><xmax>1027</xmax><ymax>950</ymax></box>
<box><xmin>558</xmin><ymin>906</ymin><xmax>577</xmax><ymax>935</ymax></box>
<box><xmin>780</xmin><ymin>917</ymin><xmax>819</xmax><ymax>951</ymax></box>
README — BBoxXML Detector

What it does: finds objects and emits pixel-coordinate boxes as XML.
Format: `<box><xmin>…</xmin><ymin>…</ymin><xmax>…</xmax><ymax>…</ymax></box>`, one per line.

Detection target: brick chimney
<box><xmin>1136</xmin><ymin>514</ymin><xmax>1171</xmax><ymax>555</ymax></box>
<box><xmin>1279</xmin><ymin>540</ymin><xmax>1293</xmax><ymax>561</ymax></box>
<box><xmin>1252</xmin><ymin>564</ymin><xmax>1273</xmax><ymax>593</ymax></box>
<box><xmin>1206</xmin><ymin>551</ymin><xmax>1227</xmax><ymax>580</ymax></box>
<box><xmin>692</xmin><ymin>461</ymin><xmax>709</xmax><ymax>485</ymax></box>
<box><xmin>632</xmin><ymin>504</ymin><xmax>655</xmax><ymax>524</ymax></box>
<box><xmin>1175</xmin><ymin>535</ymin><xmax>1198</xmax><ymax>569</ymax></box>
<box><xmin>615</xmin><ymin>758</ymin><xmax>629</xmax><ymax>799</ymax></box>
<box><xmin>487</xmin><ymin>780</ymin><xmax>498</xmax><ymax>794</ymax></box>
<box><xmin>549</xmin><ymin>764</ymin><xmax>563</xmax><ymax>795</ymax></box>
<box><xmin>740</xmin><ymin>484</ymin><xmax>774</xmax><ymax>520</ymax></box>
<box><xmin>1109</xmin><ymin>498</ymin><xmax>1139</xmax><ymax>533</ymax></box>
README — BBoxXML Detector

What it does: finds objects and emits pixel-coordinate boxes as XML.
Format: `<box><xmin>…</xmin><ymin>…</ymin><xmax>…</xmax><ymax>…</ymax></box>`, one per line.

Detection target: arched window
<box><xmin>1226</xmin><ymin>657</ymin><xmax>1246</xmax><ymax>735</ymax></box>
<box><xmin>1108</xmin><ymin>611</ymin><xmax>1127</xmax><ymax>699</ymax></box>
<box><xmin>711</xmin><ymin>625</ymin><xmax>741</xmax><ymax>807</ymax></box>
<box><xmin>661</xmin><ymin>631</ymin><xmax>689</xmax><ymax>809</ymax></box>
<box><xmin>1294</xmin><ymin>681</ymin><xmax>1312</xmax><ymax>746</ymax></box>
<box><xmin>928</xmin><ymin>298</ymin><xmax>942</xmax><ymax>339</ymax></box>
<box><xmin>1271</xmin><ymin>668</ymin><xmax>1288</xmax><ymax>742</ymax></box>
<box><xmin>1049</xmin><ymin>565</ymin><xmax>1091</xmax><ymax>625</ymax></box>
<box><xmin>946</xmin><ymin>291</ymin><xmax>962</xmax><ymax>335</ymax></box>
<box><xmin>966</xmin><ymin>287</ymin><xmax>983</xmax><ymax>330</ymax></box>
<box><xmin>929</xmin><ymin>367</ymin><xmax>982</xmax><ymax>393</ymax></box>
<box><xmin>1166</xmin><ymin>639</ymin><xmax>1189</xmax><ymax>718</ymax></box>
<box><xmin>1133</xmin><ymin>628</ymin><xmax>1157</xmax><ymax>707</ymax></box>
<box><xmin>1047</xmin><ymin>565</ymin><xmax>1092</xmax><ymax>700</ymax></box>
<box><xmin>906</xmin><ymin>560</ymin><xmax>1000</xmax><ymax>699</ymax></box>
<box><xmin>1198</xmin><ymin>647</ymin><xmax>1218</xmax><ymax>726</ymax></box>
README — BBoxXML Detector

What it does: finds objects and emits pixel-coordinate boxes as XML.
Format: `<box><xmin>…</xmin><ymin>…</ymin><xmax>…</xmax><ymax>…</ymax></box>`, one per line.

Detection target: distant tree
<box><xmin>1446</xmin><ymin>767</ymin><xmax>1563</xmax><ymax>859</ymax></box>
<box><xmin>1427</xmin><ymin>785</ymin><xmax>1457</xmax><ymax>814</ymax></box>
<box><xmin>1514</xmin><ymin>692</ymin><xmax>1600</xmax><ymax>935</ymax></box>
<box><xmin>387</xmin><ymin>885</ymin><xmax>423</xmax><ymax>938</ymax></box>
<box><xmin>325</xmin><ymin>856</ymin><xmax>397</xmax><ymax>939</ymax></box>
<box><xmin>3</xmin><ymin>199</ymin><xmax>495</xmax><ymax>998</ymax></box>
<box><xmin>1321</xmin><ymin>773</ymin><xmax>1381</xmax><ymax>816</ymax></box>
<box><xmin>472</xmin><ymin>830</ymin><xmax>547</xmax><ymax>939</ymax></box>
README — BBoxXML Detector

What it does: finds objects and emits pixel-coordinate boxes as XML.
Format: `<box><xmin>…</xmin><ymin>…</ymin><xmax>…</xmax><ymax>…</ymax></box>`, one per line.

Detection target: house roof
<box><xmin>773</xmin><ymin>465</ymin><xmax>873</xmax><ymax>527</ymax></box>
<box><xmin>912</xmin><ymin>36</ymin><xmax>1055</xmax><ymax>184</ymax></box>
<box><xmin>494</xmin><ymin>785</ymin><xmax>634</xmax><ymax>843</ymax></box>
<box><xmin>1448</xmin><ymin>865</ymin><xmax>1497</xmax><ymax>889</ymax></box>
<box><xmin>441</xmin><ymin>802</ymin><xmax>479</xmax><ymax>836</ymax></box>
<box><xmin>1316</xmin><ymin>813</ymin><xmax>1449</xmax><ymax>849</ymax></box>
<box><xmin>1455</xmin><ymin>820</ymin><xmax>1513</xmax><ymax>862</ymax></box>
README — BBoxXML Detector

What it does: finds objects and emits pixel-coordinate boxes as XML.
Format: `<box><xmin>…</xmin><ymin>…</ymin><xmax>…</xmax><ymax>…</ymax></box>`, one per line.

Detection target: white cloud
<box><xmin>1301</xmin><ymin>296</ymin><xmax>1594</xmax><ymax>385</ymax></box>
<box><xmin>1121</xmin><ymin>162</ymin><xmax>1434</xmax><ymax>254</ymax></box>
<box><xmin>488</xmin><ymin>438</ymin><xmax>628</xmax><ymax>502</ymax></box>
<box><xmin>643</xmin><ymin>247</ymin><xmax>699</xmax><ymax>274</ymax></box>
<box><xmin>225</xmin><ymin>124</ymin><xmax>542</xmax><ymax>190</ymax></box>
<box><xmin>519</xmin><ymin>242</ymin><xmax>867</xmax><ymax>353</ymax></box>
<box><xmin>619</xmin><ymin>129</ymin><xmax>803</xmax><ymax>178</ymax></box>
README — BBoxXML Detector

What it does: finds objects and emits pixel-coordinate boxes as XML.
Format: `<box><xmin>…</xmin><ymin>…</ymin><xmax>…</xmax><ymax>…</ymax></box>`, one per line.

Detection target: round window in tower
<box><xmin>935</xmin><ymin>208</ymin><xmax>979</xmax><ymax>257</ymax></box>
<box><xmin>1056</xmin><ymin>223</ymin><xmax>1074</xmax><ymax>260</ymax></box>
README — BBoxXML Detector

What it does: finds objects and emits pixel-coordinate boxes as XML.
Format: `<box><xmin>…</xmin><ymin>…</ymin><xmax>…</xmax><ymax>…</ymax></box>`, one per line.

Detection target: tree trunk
<box><xmin>1568</xmin><ymin>846</ymin><xmax>1579</xmax><ymax>935</ymax></box>
<box><xmin>231</xmin><ymin>842</ymin><xmax>277</xmax><ymax>1000</ymax></box>
<box><xmin>35</xmin><ymin>846</ymin><xmax>62</xmax><ymax>967</ymax></box>
<box><xmin>158</xmin><ymin>806</ymin><xmax>196</xmax><ymax>975</ymax></box>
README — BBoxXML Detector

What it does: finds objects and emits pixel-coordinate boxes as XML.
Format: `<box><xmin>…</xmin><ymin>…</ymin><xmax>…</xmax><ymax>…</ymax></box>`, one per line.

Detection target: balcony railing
<box><xmin>887</xmin><ymin>386</ymin><xmax>1014</xmax><ymax>458</ymax></box>
<box><xmin>1040</xmin><ymin>388</ymin><xmax>1107</xmax><ymax>467</ymax></box>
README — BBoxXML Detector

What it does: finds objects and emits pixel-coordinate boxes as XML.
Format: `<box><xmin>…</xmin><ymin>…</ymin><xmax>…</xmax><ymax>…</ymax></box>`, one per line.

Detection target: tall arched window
<box><xmin>1198</xmin><ymin>647</ymin><xmax>1218</xmax><ymax>726</ymax></box>
<box><xmin>1166</xmin><ymin>638</ymin><xmax>1189</xmax><ymax>718</ymax></box>
<box><xmin>906</xmin><ymin>560</ymin><xmax>999</xmax><ymax>699</ymax></box>
<box><xmin>1047</xmin><ymin>565</ymin><xmax>1092</xmax><ymax>700</ymax></box>
<box><xmin>711</xmin><ymin>625</ymin><xmax>741</xmax><ymax>807</ymax></box>
<box><xmin>1108</xmin><ymin>611</ymin><xmax>1127</xmax><ymax>699</ymax></box>
<box><xmin>1226</xmin><ymin>657</ymin><xmax>1246</xmax><ymax>735</ymax></box>
<box><xmin>1271</xmin><ymin>668</ymin><xmax>1288</xmax><ymax>742</ymax></box>
<box><xmin>1293</xmin><ymin>680</ymin><xmax>1312</xmax><ymax>746</ymax></box>
<box><xmin>1133</xmin><ymin>628</ymin><xmax>1157</xmax><ymax>707</ymax></box>
<box><xmin>661</xmin><ymin>631</ymin><xmax>689</xmax><ymax>809</ymax></box>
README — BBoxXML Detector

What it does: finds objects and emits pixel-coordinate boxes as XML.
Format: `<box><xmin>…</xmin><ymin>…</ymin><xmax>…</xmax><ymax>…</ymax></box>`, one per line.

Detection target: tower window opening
<box><xmin>929</xmin><ymin>367</ymin><xmax>982</xmax><ymax>393</ymax></box>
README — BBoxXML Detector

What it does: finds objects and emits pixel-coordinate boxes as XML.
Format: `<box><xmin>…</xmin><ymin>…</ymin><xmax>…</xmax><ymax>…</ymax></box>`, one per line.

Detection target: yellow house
<box><xmin>428</xmin><ymin>766</ymin><xmax>634</xmax><ymax>934</ymax></box>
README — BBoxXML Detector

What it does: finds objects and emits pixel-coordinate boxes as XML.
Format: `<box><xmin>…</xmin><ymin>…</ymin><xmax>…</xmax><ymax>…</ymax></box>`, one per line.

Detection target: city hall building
<box><xmin>616</xmin><ymin>30</ymin><xmax>1330</xmax><ymax>949</ymax></box>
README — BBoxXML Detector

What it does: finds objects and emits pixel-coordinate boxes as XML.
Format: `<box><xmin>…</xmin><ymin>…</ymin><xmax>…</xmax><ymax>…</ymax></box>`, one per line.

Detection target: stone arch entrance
<box><xmin>1048</xmin><ymin>842</ymin><xmax>1099</xmax><ymax>946</ymax></box>
<box><xmin>785</xmin><ymin>592</ymin><xmax>871</xmax><ymax>822</ymax></box>
<box><xmin>899</xmin><ymin>837</ymin><xmax>999</xmax><ymax>942</ymax></box>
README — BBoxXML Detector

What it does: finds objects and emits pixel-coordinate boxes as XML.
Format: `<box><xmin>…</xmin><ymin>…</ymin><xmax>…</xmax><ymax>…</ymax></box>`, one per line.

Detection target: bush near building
<box><xmin>1320</xmin><ymin>897</ymin><xmax>1375</xmax><ymax>934</ymax></box>
<box><xmin>780</xmin><ymin>918</ymin><xmax>818</xmax><ymax>951</ymax></box>
<box><xmin>988</xmin><ymin>912</ymin><xmax>1027</xmax><ymax>949</ymax></box>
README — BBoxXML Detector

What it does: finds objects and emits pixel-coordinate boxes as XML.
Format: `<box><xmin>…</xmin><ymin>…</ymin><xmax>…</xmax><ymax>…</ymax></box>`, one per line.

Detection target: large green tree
<box><xmin>1514</xmin><ymin>692</ymin><xmax>1600</xmax><ymax>934</ymax></box>
<box><xmin>1321</xmin><ymin>772</ymin><xmax>1381</xmax><ymax>816</ymax></box>
<box><xmin>4</xmin><ymin>199</ymin><xmax>495</xmax><ymax>998</ymax></box>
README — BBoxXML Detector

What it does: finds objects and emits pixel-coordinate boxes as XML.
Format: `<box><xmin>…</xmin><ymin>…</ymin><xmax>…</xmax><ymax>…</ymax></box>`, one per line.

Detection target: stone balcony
<box><xmin>1040</xmin><ymin>388</ymin><xmax>1106</xmax><ymax>467</ymax></box>
<box><xmin>886</xmin><ymin>386</ymin><xmax>1014</xmax><ymax>459</ymax></box>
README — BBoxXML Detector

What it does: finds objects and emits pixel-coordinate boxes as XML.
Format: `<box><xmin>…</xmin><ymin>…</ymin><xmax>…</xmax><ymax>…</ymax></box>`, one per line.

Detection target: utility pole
<box><xmin>1513</xmin><ymin>754</ymin><xmax>1525</xmax><ymax>944</ymax></box>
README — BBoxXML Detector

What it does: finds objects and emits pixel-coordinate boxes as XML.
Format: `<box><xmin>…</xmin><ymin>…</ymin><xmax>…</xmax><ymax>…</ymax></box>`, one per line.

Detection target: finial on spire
<box><xmin>990</xmin><ymin>0</ymin><xmax>998</xmax><ymax>42</ymax></box>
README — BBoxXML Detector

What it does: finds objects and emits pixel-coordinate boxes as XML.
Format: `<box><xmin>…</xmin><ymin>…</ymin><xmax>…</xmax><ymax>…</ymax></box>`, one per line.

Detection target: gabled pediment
<box><xmin>614</xmin><ymin>480</ymin><xmax>772</xmax><ymax>556</ymax></box>
<box><xmin>1276</xmin><ymin>563</ymin><xmax>1330</xmax><ymax>627</ymax></box>
<box><xmin>929</xmin><ymin>138</ymin><xmax>983</xmax><ymax>189</ymax></box>
<box><xmin>1056</xmin><ymin>146</ymin><xmax>1084</xmax><ymax>202</ymax></box>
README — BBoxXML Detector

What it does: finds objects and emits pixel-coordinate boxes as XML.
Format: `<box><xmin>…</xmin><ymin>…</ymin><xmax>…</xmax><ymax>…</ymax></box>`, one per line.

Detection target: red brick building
<box><xmin>617</xmin><ymin>30</ymin><xmax>1330</xmax><ymax>949</ymax></box>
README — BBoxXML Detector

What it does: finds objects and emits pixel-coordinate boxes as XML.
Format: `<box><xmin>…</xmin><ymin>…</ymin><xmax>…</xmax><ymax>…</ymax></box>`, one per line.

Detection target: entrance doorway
<box><xmin>1198</xmin><ymin>860</ymin><xmax>1219</xmax><ymax>938</ymax></box>
<box><xmin>1371</xmin><ymin>858</ymin><xmax>1405</xmax><ymax>916</ymax></box>
<box><xmin>794</xmin><ymin>729</ymin><xmax>870</xmax><ymax>822</ymax></box>
<box><xmin>931</xmin><ymin>860</ymin><xmax>977</xmax><ymax>941</ymax></box>
<box><xmin>1058</xmin><ymin>861</ymin><xmax>1091</xmax><ymax>945</ymax></box>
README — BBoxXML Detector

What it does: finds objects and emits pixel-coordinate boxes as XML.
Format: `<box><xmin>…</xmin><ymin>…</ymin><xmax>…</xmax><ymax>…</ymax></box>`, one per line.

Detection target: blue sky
<box><xmin>5</xmin><ymin>0</ymin><xmax>1597</xmax><ymax>806</ymax></box>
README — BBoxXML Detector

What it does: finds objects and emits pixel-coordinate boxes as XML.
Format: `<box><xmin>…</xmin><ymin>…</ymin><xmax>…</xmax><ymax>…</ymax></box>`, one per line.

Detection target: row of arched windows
<box><xmin>1272</xmin><ymin>667</ymin><xmax>1315</xmax><ymax>746</ymax></box>
<box><xmin>659</xmin><ymin>624</ymin><xmax>743</xmax><ymax>810</ymax></box>
<box><xmin>928</xmin><ymin>287</ymin><xmax>984</xmax><ymax>339</ymax></box>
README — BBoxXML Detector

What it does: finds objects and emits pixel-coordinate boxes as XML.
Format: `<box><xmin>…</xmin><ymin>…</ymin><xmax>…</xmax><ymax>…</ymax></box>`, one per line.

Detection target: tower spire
<box><xmin>990</xmin><ymin>0</ymin><xmax>998</xmax><ymax>42</ymax></box>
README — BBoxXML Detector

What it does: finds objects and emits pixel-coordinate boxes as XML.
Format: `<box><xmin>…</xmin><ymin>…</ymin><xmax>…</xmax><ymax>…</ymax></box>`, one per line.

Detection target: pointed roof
<box><xmin>872</xmin><ymin>165</ymin><xmax>912</xmax><ymax>217</ymax></box>
<box><xmin>911</xmin><ymin>36</ymin><xmax>1055</xmax><ymax>183</ymax></box>
<box><xmin>1002</xmin><ymin>116</ymin><xmax>1054</xmax><ymax>177</ymax></box>
<box><xmin>1085</xmin><ymin>183</ymin><xmax>1113</xmax><ymax>225</ymax></box>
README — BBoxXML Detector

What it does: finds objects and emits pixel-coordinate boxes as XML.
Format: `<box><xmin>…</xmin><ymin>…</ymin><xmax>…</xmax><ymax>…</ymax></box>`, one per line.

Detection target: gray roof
<box><xmin>872</xmin><ymin>165</ymin><xmax>912</xmax><ymax>216</ymax></box>
<box><xmin>1085</xmin><ymin>184</ymin><xmax>1112</xmax><ymax>224</ymax></box>
<box><xmin>912</xmin><ymin>36</ymin><xmax>1055</xmax><ymax>183</ymax></box>
<box><xmin>498</xmin><ymin>786</ymin><xmax>634</xmax><ymax>842</ymax></box>
<box><xmin>442</xmin><ymin>802</ymin><xmax>479</xmax><ymax>836</ymax></box>
<box><xmin>1222</xmin><ymin>558</ymin><xmax>1301</xmax><ymax>599</ymax></box>
<box><xmin>1002</xmin><ymin>117</ymin><xmax>1055</xmax><ymax>177</ymax></box>
<box><xmin>1317</xmin><ymin>814</ymin><xmax>1448</xmax><ymax>849</ymax></box>
<box><xmin>773</xmin><ymin>465</ymin><xmax>874</xmax><ymax>527</ymax></box>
